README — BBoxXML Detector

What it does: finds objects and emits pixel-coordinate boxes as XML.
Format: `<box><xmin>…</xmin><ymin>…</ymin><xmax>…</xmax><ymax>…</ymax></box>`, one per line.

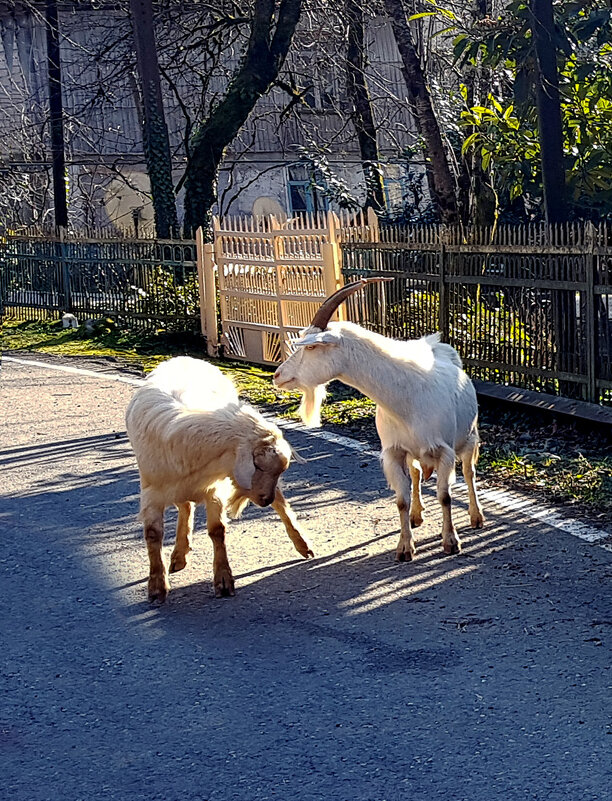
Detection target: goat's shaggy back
<box><xmin>126</xmin><ymin>357</ymin><xmax>291</xmax><ymax>507</ymax></box>
<box><xmin>140</xmin><ymin>356</ymin><xmax>239</xmax><ymax>410</ymax></box>
<box><xmin>126</xmin><ymin>356</ymin><xmax>312</xmax><ymax>601</ymax></box>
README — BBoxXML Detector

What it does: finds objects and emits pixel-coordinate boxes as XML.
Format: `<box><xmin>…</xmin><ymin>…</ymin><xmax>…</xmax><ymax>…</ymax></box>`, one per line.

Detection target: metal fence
<box><xmin>341</xmin><ymin>222</ymin><xmax>612</xmax><ymax>406</ymax></box>
<box><xmin>0</xmin><ymin>232</ymin><xmax>200</xmax><ymax>332</ymax></box>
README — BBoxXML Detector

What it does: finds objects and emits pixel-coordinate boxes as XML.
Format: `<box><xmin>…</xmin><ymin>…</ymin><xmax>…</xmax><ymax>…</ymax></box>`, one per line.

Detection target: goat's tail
<box><xmin>424</xmin><ymin>333</ymin><xmax>463</xmax><ymax>368</ymax></box>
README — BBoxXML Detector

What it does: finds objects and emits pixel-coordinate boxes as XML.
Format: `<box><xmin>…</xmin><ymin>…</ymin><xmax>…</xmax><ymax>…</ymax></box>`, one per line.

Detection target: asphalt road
<box><xmin>1</xmin><ymin>354</ymin><xmax>610</xmax><ymax>801</ymax></box>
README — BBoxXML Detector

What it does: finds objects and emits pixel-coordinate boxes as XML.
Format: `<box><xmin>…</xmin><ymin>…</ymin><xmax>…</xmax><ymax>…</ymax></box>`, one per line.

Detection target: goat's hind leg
<box><xmin>141</xmin><ymin>492</ymin><xmax>169</xmax><ymax>603</ymax></box>
<box><xmin>436</xmin><ymin>447</ymin><xmax>461</xmax><ymax>555</ymax></box>
<box><xmin>408</xmin><ymin>460</ymin><xmax>425</xmax><ymax>528</ymax></box>
<box><xmin>461</xmin><ymin>438</ymin><xmax>484</xmax><ymax>530</ymax></box>
<box><xmin>170</xmin><ymin>501</ymin><xmax>194</xmax><ymax>574</ymax></box>
<box><xmin>272</xmin><ymin>487</ymin><xmax>314</xmax><ymax>559</ymax></box>
<box><xmin>382</xmin><ymin>447</ymin><xmax>416</xmax><ymax>562</ymax></box>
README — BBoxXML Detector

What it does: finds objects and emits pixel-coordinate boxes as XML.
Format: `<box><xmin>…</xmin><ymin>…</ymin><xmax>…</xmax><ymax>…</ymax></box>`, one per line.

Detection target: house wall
<box><xmin>0</xmin><ymin>3</ymin><xmax>428</xmax><ymax>230</ymax></box>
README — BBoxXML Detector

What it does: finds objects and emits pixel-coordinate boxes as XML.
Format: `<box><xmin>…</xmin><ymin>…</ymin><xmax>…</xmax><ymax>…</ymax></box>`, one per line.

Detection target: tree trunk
<box><xmin>183</xmin><ymin>0</ymin><xmax>302</xmax><ymax>239</ymax></box>
<box><xmin>346</xmin><ymin>0</ymin><xmax>385</xmax><ymax>213</ymax></box>
<box><xmin>531</xmin><ymin>0</ymin><xmax>567</xmax><ymax>224</ymax></box>
<box><xmin>129</xmin><ymin>0</ymin><xmax>178</xmax><ymax>238</ymax></box>
<box><xmin>45</xmin><ymin>0</ymin><xmax>67</xmax><ymax>228</ymax></box>
<box><xmin>530</xmin><ymin>1</ymin><xmax>576</xmax><ymax>396</ymax></box>
<box><xmin>383</xmin><ymin>0</ymin><xmax>458</xmax><ymax>223</ymax></box>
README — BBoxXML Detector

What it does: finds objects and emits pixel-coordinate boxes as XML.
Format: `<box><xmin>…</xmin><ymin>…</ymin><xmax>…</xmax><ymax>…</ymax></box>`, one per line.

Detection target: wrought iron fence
<box><xmin>0</xmin><ymin>232</ymin><xmax>199</xmax><ymax>332</ymax></box>
<box><xmin>341</xmin><ymin>222</ymin><xmax>612</xmax><ymax>406</ymax></box>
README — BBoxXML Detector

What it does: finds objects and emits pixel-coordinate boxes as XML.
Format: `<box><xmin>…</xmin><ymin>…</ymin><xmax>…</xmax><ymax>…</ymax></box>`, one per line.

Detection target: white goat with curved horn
<box><xmin>273</xmin><ymin>279</ymin><xmax>484</xmax><ymax>561</ymax></box>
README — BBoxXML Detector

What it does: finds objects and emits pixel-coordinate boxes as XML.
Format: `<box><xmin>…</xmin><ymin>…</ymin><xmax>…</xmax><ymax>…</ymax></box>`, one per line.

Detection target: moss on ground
<box><xmin>3</xmin><ymin>317</ymin><xmax>612</xmax><ymax>525</ymax></box>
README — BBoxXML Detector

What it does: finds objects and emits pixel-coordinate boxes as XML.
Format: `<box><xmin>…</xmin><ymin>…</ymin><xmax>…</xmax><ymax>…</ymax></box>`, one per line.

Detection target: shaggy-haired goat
<box><xmin>126</xmin><ymin>357</ymin><xmax>313</xmax><ymax>601</ymax></box>
<box><xmin>273</xmin><ymin>280</ymin><xmax>484</xmax><ymax>560</ymax></box>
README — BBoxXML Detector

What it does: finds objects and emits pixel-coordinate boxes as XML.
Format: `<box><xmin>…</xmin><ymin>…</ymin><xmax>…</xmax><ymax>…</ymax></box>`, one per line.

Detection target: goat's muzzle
<box><xmin>256</xmin><ymin>492</ymin><xmax>275</xmax><ymax>508</ymax></box>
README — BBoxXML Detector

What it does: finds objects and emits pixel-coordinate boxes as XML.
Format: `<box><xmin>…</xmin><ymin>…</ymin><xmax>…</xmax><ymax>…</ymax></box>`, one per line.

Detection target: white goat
<box><xmin>273</xmin><ymin>279</ymin><xmax>484</xmax><ymax>560</ymax></box>
<box><xmin>126</xmin><ymin>356</ymin><xmax>313</xmax><ymax>602</ymax></box>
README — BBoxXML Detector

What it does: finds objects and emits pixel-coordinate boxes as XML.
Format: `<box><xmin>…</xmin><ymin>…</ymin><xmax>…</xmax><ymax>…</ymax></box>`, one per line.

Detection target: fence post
<box><xmin>58</xmin><ymin>226</ymin><xmax>71</xmax><ymax>313</ymax></box>
<box><xmin>366</xmin><ymin>206</ymin><xmax>380</xmax><ymax>243</ymax></box>
<box><xmin>323</xmin><ymin>210</ymin><xmax>343</xmax><ymax>319</ymax></box>
<box><xmin>271</xmin><ymin>218</ymin><xmax>290</xmax><ymax>361</ymax></box>
<box><xmin>196</xmin><ymin>226</ymin><xmax>219</xmax><ymax>357</ymax></box>
<box><xmin>438</xmin><ymin>227</ymin><xmax>449</xmax><ymax>341</ymax></box>
<box><xmin>585</xmin><ymin>221</ymin><xmax>597</xmax><ymax>403</ymax></box>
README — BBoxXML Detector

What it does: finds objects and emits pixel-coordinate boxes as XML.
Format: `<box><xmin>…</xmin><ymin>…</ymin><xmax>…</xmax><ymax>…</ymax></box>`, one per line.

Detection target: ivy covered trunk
<box><xmin>183</xmin><ymin>0</ymin><xmax>302</xmax><ymax>239</ymax></box>
<box><xmin>346</xmin><ymin>0</ymin><xmax>385</xmax><ymax>213</ymax></box>
<box><xmin>130</xmin><ymin>0</ymin><xmax>178</xmax><ymax>239</ymax></box>
<box><xmin>464</xmin><ymin>0</ymin><xmax>497</xmax><ymax>227</ymax></box>
<box><xmin>383</xmin><ymin>0</ymin><xmax>459</xmax><ymax>224</ymax></box>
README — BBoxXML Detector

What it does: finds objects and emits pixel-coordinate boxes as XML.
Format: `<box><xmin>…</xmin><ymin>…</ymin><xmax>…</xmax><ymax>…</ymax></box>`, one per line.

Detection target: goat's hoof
<box><xmin>442</xmin><ymin>540</ymin><xmax>461</xmax><ymax>556</ymax></box>
<box><xmin>294</xmin><ymin>538</ymin><xmax>315</xmax><ymax>559</ymax></box>
<box><xmin>148</xmin><ymin>577</ymin><xmax>169</xmax><ymax>603</ymax></box>
<box><xmin>395</xmin><ymin>546</ymin><xmax>416</xmax><ymax>563</ymax></box>
<box><xmin>214</xmin><ymin>571</ymin><xmax>235</xmax><ymax>598</ymax></box>
<box><xmin>410</xmin><ymin>511</ymin><xmax>424</xmax><ymax>528</ymax></box>
<box><xmin>470</xmin><ymin>511</ymin><xmax>485</xmax><ymax>529</ymax></box>
<box><xmin>169</xmin><ymin>552</ymin><xmax>188</xmax><ymax>573</ymax></box>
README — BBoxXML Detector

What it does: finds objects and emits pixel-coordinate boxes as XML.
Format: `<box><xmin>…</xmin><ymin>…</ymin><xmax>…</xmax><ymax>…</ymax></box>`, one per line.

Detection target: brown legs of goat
<box><xmin>139</xmin><ymin>487</ymin><xmax>311</xmax><ymax>602</ymax></box>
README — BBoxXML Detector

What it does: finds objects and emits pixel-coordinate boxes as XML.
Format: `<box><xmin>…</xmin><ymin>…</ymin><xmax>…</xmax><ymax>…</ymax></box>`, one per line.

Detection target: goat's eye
<box><xmin>305</xmin><ymin>345</ymin><xmax>316</xmax><ymax>351</ymax></box>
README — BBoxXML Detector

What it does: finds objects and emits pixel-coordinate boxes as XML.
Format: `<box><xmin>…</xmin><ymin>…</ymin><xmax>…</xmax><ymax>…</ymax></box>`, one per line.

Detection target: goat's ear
<box><xmin>233</xmin><ymin>443</ymin><xmax>256</xmax><ymax>490</ymax></box>
<box><xmin>296</xmin><ymin>330</ymin><xmax>342</xmax><ymax>347</ymax></box>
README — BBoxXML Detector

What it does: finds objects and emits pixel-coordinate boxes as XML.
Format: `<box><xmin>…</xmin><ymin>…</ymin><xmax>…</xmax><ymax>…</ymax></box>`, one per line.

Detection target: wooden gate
<box><xmin>198</xmin><ymin>210</ymin><xmax>378</xmax><ymax>365</ymax></box>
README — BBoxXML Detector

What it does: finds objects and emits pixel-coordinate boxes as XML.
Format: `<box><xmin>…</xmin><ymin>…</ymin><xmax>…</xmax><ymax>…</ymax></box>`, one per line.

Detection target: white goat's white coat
<box><xmin>126</xmin><ymin>356</ymin><xmax>312</xmax><ymax>601</ymax></box>
<box><xmin>274</xmin><ymin>321</ymin><xmax>484</xmax><ymax>559</ymax></box>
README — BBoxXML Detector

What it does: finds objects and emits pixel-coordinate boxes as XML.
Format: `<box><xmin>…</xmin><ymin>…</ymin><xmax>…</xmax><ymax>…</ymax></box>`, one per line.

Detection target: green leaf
<box><xmin>510</xmin><ymin>183</ymin><xmax>523</xmax><ymax>201</ymax></box>
<box><xmin>431</xmin><ymin>25</ymin><xmax>457</xmax><ymax>40</ymax></box>
<box><xmin>461</xmin><ymin>132</ymin><xmax>479</xmax><ymax>155</ymax></box>
<box><xmin>453</xmin><ymin>34</ymin><xmax>470</xmax><ymax>62</ymax></box>
<box><xmin>490</xmin><ymin>95</ymin><xmax>503</xmax><ymax>114</ymax></box>
<box><xmin>408</xmin><ymin>12</ymin><xmax>437</xmax><ymax>21</ymax></box>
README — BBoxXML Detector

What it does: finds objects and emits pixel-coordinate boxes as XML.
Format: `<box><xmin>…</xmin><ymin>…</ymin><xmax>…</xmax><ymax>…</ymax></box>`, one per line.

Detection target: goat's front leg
<box><xmin>408</xmin><ymin>460</ymin><xmax>425</xmax><ymax>528</ymax></box>
<box><xmin>272</xmin><ymin>487</ymin><xmax>314</xmax><ymax>558</ymax></box>
<box><xmin>205</xmin><ymin>492</ymin><xmax>234</xmax><ymax>598</ymax></box>
<box><xmin>170</xmin><ymin>501</ymin><xmax>195</xmax><ymax>573</ymax></box>
<box><xmin>382</xmin><ymin>447</ymin><xmax>415</xmax><ymax>562</ymax></box>
<box><xmin>436</xmin><ymin>447</ymin><xmax>461</xmax><ymax>555</ymax></box>
<box><xmin>141</xmin><ymin>494</ymin><xmax>168</xmax><ymax>603</ymax></box>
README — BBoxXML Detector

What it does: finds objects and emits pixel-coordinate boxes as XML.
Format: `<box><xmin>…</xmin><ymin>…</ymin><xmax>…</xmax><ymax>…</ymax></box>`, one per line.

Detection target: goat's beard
<box><xmin>299</xmin><ymin>385</ymin><xmax>326</xmax><ymax>427</ymax></box>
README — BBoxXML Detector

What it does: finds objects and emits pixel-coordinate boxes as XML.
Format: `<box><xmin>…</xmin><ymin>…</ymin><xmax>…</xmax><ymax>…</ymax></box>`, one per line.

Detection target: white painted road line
<box><xmin>2</xmin><ymin>355</ymin><xmax>144</xmax><ymax>386</ymax></box>
<box><xmin>3</xmin><ymin>353</ymin><xmax>611</xmax><ymax>551</ymax></box>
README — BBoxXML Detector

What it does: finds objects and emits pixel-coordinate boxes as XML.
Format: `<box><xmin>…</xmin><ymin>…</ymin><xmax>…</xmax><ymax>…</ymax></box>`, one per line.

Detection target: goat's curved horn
<box><xmin>310</xmin><ymin>277</ymin><xmax>394</xmax><ymax>330</ymax></box>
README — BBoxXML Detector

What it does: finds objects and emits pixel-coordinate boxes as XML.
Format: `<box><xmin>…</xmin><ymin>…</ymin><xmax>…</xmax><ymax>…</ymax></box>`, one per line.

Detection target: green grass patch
<box><xmin>477</xmin><ymin>410</ymin><xmax>612</xmax><ymax>523</ymax></box>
